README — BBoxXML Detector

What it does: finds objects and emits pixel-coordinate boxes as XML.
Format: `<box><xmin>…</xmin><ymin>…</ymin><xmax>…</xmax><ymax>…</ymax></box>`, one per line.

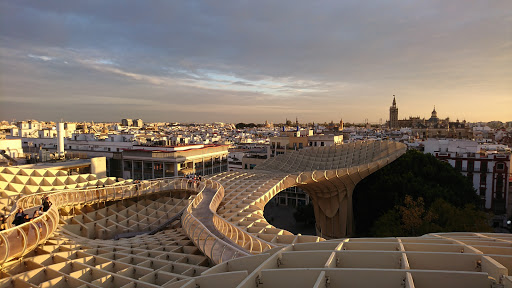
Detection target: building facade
<box><xmin>308</xmin><ymin>134</ymin><xmax>343</xmax><ymax>147</ymax></box>
<box><xmin>269</xmin><ymin>129</ymin><xmax>344</xmax><ymax>157</ymax></box>
<box><xmin>0</xmin><ymin>139</ymin><xmax>24</xmax><ymax>163</ymax></box>
<box><xmin>121</xmin><ymin>144</ymin><xmax>229</xmax><ymax>180</ymax></box>
<box><xmin>241</xmin><ymin>148</ymin><xmax>268</xmax><ymax>170</ymax></box>
<box><xmin>10</xmin><ymin>121</ymin><xmax>42</xmax><ymax>138</ymax></box>
<box><xmin>227</xmin><ymin>150</ymin><xmax>244</xmax><ymax>171</ymax></box>
<box><xmin>424</xmin><ymin>140</ymin><xmax>511</xmax><ymax>217</ymax></box>
<box><xmin>133</xmin><ymin>119</ymin><xmax>144</xmax><ymax>128</ymax></box>
<box><xmin>121</xmin><ymin>118</ymin><xmax>133</xmax><ymax>127</ymax></box>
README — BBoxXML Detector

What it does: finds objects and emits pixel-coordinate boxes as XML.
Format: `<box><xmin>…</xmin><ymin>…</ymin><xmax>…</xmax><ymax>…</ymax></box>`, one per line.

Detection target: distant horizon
<box><xmin>1</xmin><ymin>2</ymin><xmax>511</xmax><ymax>123</ymax></box>
<box><xmin>1</xmin><ymin>115</ymin><xmax>511</xmax><ymax>126</ymax></box>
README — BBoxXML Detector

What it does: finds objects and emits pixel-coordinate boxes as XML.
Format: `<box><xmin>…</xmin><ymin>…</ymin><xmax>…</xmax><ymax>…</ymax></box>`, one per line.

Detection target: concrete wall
<box><xmin>91</xmin><ymin>157</ymin><xmax>107</xmax><ymax>178</ymax></box>
<box><xmin>0</xmin><ymin>139</ymin><xmax>24</xmax><ymax>159</ymax></box>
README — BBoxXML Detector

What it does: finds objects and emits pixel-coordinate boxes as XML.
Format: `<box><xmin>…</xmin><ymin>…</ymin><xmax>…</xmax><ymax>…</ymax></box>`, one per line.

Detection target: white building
<box><xmin>11</xmin><ymin>121</ymin><xmax>42</xmax><ymax>138</ymax></box>
<box><xmin>227</xmin><ymin>150</ymin><xmax>245</xmax><ymax>171</ymax></box>
<box><xmin>308</xmin><ymin>134</ymin><xmax>343</xmax><ymax>147</ymax></box>
<box><xmin>134</xmin><ymin>119</ymin><xmax>143</xmax><ymax>128</ymax></box>
<box><xmin>0</xmin><ymin>139</ymin><xmax>24</xmax><ymax>162</ymax></box>
<box><xmin>38</xmin><ymin>129</ymin><xmax>57</xmax><ymax>139</ymax></box>
<box><xmin>121</xmin><ymin>119</ymin><xmax>133</xmax><ymax>127</ymax></box>
<box><xmin>424</xmin><ymin>139</ymin><xmax>511</xmax><ymax>216</ymax></box>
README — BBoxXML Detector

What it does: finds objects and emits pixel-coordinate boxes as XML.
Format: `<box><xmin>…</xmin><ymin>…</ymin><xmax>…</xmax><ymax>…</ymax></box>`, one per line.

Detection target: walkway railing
<box><xmin>0</xmin><ymin>177</ymin><xmax>190</xmax><ymax>266</ymax></box>
<box><xmin>207</xmin><ymin>181</ymin><xmax>273</xmax><ymax>254</ymax></box>
<box><xmin>0</xmin><ymin>174</ymin><xmax>268</xmax><ymax>267</ymax></box>
<box><xmin>181</xmin><ymin>179</ymin><xmax>251</xmax><ymax>264</ymax></box>
<box><xmin>211</xmin><ymin>215</ymin><xmax>272</xmax><ymax>253</ymax></box>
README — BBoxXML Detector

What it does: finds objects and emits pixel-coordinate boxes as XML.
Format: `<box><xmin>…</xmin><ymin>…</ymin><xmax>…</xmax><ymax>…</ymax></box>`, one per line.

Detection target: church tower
<box><xmin>389</xmin><ymin>95</ymin><xmax>398</xmax><ymax>129</ymax></box>
<box><xmin>428</xmin><ymin>106</ymin><xmax>439</xmax><ymax>124</ymax></box>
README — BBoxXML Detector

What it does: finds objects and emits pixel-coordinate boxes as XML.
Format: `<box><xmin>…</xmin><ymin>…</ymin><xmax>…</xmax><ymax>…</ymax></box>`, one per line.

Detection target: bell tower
<box><xmin>389</xmin><ymin>95</ymin><xmax>398</xmax><ymax>129</ymax></box>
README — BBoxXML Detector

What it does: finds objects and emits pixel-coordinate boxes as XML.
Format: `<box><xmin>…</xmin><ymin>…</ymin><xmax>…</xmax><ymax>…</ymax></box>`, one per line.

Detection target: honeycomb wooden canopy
<box><xmin>1</xmin><ymin>141</ymin><xmax>510</xmax><ymax>287</ymax></box>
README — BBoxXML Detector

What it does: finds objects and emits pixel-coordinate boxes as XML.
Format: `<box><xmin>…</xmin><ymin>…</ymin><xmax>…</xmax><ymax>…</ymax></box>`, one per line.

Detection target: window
<box><xmin>455</xmin><ymin>160</ymin><xmax>462</xmax><ymax>171</ymax></box>
<box><xmin>467</xmin><ymin>161</ymin><xmax>474</xmax><ymax>172</ymax></box>
<box><xmin>496</xmin><ymin>163</ymin><xmax>505</xmax><ymax>170</ymax></box>
<box><xmin>309</xmin><ymin>142</ymin><xmax>312</xmax><ymax>146</ymax></box>
<box><xmin>480</xmin><ymin>161</ymin><xmax>487</xmax><ymax>173</ymax></box>
<box><xmin>321</xmin><ymin>142</ymin><xmax>325</xmax><ymax>146</ymax></box>
<box><xmin>496</xmin><ymin>187</ymin><xmax>503</xmax><ymax>199</ymax></box>
<box><xmin>124</xmin><ymin>161</ymin><xmax>132</xmax><ymax>170</ymax></box>
<box><xmin>299</xmin><ymin>143</ymin><xmax>303</xmax><ymax>149</ymax></box>
<box><xmin>480</xmin><ymin>173</ymin><xmax>486</xmax><ymax>185</ymax></box>
<box><xmin>496</xmin><ymin>174</ymin><xmax>504</xmax><ymax>193</ymax></box>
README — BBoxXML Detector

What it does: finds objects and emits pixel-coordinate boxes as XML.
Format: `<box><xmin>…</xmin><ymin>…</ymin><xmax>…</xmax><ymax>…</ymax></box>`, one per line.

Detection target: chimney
<box><xmin>57</xmin><ymin>122</ymin><xmax>65</xmax><ymax>157</ymax></box>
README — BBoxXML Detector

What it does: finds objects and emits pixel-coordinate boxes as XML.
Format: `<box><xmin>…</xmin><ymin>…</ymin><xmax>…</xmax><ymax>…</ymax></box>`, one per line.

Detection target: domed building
<box><xmin>428</xmin><ymin>106</ymin><xmax>439</xmax><ymax>124</ymax></box>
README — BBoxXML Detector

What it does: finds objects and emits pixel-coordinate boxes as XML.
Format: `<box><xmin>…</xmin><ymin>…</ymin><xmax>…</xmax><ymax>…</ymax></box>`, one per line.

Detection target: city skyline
<box><xmin>1</xmin><ymin>1</ymin><xmax>511</xmax><ymax>123</ymax></box>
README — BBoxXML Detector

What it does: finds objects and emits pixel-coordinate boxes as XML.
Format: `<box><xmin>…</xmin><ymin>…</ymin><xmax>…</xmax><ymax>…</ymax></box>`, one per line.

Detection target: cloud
<box><xmin>232</xmin><ymin>81</ymin><xmax>254</xmax><ymax>87</ymax></box>
<box><xmin>93</xmin><ymin>59</ymin><xmax>116</xmax><ymax>65</ymax></box>
<box><xmin>1</xmin><ymin>1</ymin><xmax>511</xmax><ymax>122</ymax></box>
<box><xmin>28</xmin><ymin>54</ymin><xmax>54</xmax><ymax>61</ymax></box>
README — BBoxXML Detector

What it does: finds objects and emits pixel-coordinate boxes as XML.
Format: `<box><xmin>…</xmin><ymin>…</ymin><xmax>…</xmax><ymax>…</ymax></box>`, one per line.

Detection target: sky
<box><xmin>0</xmin><ymin>1</ymin><xmax>511</xmax><ymax>124</ymax></box>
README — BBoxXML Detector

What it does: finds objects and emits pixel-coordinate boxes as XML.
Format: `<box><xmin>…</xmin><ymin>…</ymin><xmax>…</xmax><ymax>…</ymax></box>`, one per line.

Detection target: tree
<box><xmin>235</xmin><ymin>123</ymin><xmax>257</xmax><ymax>129</ymax></box>
<box><xmin>372</xmin><ymin>195</ymin><xmax>492</xmax><ymax>237</ymax></box>
<box><xmin>399</xmin><ymin>195</ymin><xmax>436</xmax><ymax>235</ymax></box>
<box><xmin>428</xmin><ymin>199</ymin><xmax>492</xmax><ymax>233</ymax></box>
<box><xmin>293</xmin><ymin>203</ymin><xmax>315</xmax><ymax>225</ymax></box>
<box><xmin>353</xmin><ymin>149</ymin><xmax>484</xmax><ymax>236</ymax></box>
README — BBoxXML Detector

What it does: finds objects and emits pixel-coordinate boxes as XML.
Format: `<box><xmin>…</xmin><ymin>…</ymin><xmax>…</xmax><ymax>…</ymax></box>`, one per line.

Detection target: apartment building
<box><xmin>424</xmin><ymin>139</ymin><xmax>511</xmax><ymax>216</ymax></box>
